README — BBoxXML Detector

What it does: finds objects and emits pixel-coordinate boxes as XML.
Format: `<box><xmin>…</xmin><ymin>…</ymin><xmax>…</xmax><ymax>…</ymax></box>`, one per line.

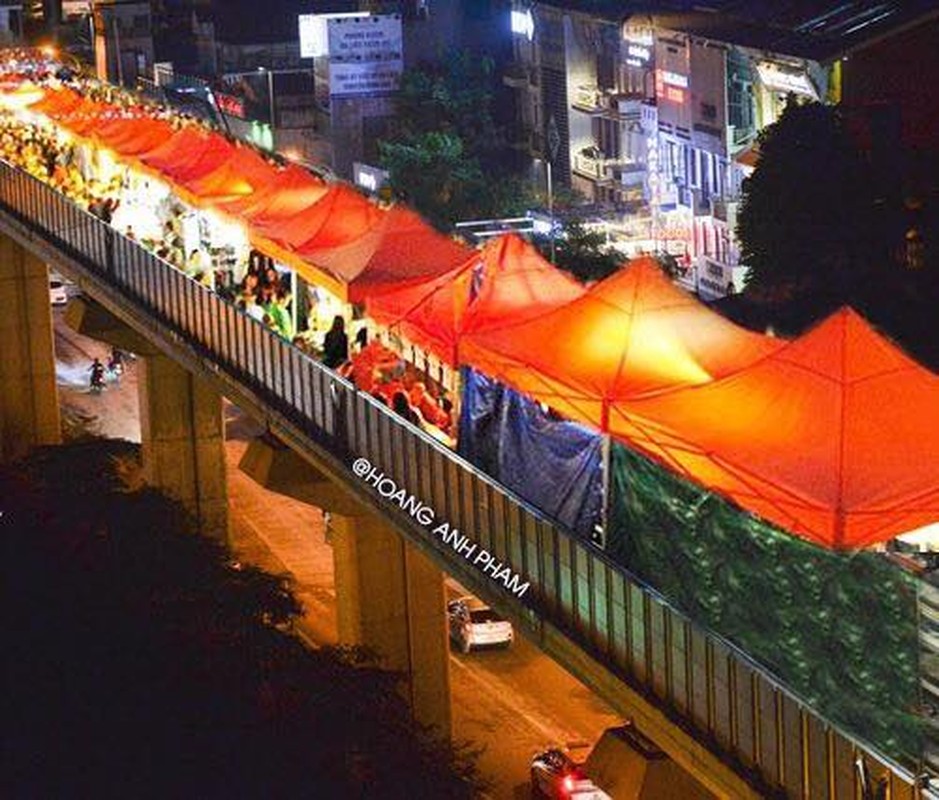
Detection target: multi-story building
<box><xmin>0</xmin><ymin>1</ymin><xmax>23</xmax><ymax>44</ymax></box>
<box><xmin>93</xmin><ymin>0</ymin><xmax>154</xmax><ymax>89</ymax></box>
<box><xmin>145</xmin><ymin>1</ymin><xmax>510</xmax><ymax>182</ymax></box>
<box><xmin>505</xmin><ymin>2</ymin><xmax>927</xmax><ymax>299</ymax></box>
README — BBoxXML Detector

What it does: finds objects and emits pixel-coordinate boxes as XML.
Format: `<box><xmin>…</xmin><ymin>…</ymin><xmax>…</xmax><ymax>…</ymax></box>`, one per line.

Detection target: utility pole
<box><xmin>546</xmin><ymin>113</ymin><xmax>560</xmax><ymax>264</ymax></box>
<box><xmin>546</xmin><ymin>160</ymin><xmax>555</xmax><ymax>264</ymax></box>
<box><xmin>258</xmin><ymin>67</ymin><xmax>275</xmax><ymax>129</ymax></box>
<box><xmin>112</xmin><ymin>15</ymin><xmax>123</xmax><ymax>87</ymax></box>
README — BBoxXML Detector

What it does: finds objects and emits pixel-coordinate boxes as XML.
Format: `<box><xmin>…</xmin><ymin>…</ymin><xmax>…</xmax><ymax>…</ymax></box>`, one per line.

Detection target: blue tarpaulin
<box><xmin>458</xmin><ymin>367</ymin><xmax>603</xmax><ymax>538</ymax></box>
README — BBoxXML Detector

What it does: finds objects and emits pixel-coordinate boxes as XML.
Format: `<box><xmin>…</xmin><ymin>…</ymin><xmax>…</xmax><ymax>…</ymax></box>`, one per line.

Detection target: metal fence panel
<box><xmin>781</xmin><ymin>697</ymin><xmax>805</xmax><ymax>797</ymax></box>
<box><xmin>590</xmin><ymin>558</ymin><xmax>610</xmax><ymax>654</ymax></box>
<box><xmin>710</xmin><ymin>643</ymin><xmax>734</xmax><ymax>752</ymax></box>
<box><xmin>832</xmin><ymin>734</ymin><xmax>857</xmax><ymax>800</ymax></box>
<box><xmin>757</xmin><ymin>679</ymin><xmax>781</xmax><ymax>786</ymax></box>
<box><xmin>688</xmin><ymin>626</ymin><xmax>709</xmax><ymax>727</ymax></box>
<box><xmin>520</xmin><ymin>513</ymin><xmax>540</xmax><ymax>594</ymax></box>
<box><xmin>573</xmin><ymin>544</ymin><xmax>592</xmax><ymax>636</ymax></box>
<box><xmin>805</xmin><ymin>714</ymin><xmax>829</xmax><ymax>800</ymax></box>
<box><xmin>648</xmin><ymin>602</ymin><xmax>669</xmax><ymax>700</ymax></box>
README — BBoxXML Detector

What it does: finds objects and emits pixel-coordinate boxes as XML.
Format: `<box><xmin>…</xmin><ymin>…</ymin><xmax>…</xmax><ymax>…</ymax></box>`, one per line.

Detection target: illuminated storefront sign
<box><xmin>353</xmin><ymin>161</ymin><xmax>390</xmax><ymax>195</ymax></box>
<box><xmin>299</xmin><ymin>11</ymin><xmax>365</xmax><ymax>59</ymax></box>
<box><xmin>756</xmin><ymin>62</ymin><xmax>817</xmax><ymax>99</ymax></box>
<box><xmin>249</xmin><ymin>121</ymin><xmax>273</xmax><ymax>151</ymax></box>
<box><xmin>655</xmin><ymin>70</ymin><xmax>687</xmax><ymax>104</ymax></box>
<box><xmin>511</xmin><ymin>9</ymin><xmax>534</xmax><ymax>41</ymax></box>
<box><xmin>214</xmin><ymin>92</ymin><xmax>245</xmax><ymax>118</ymax></box>
<box><xmin>622</xmin><ymin>24</ymin><xmax>653</xmax><ymax>47</ymax></box>
<box><xmin>626</xmin><ymin>43</ymin><xmax>650</xmax><ymax>67</ymax></box>
<box><xmin>659</xmin><ymin>70</ymin><xmax>688</xmax><ymax>89</ymax></box>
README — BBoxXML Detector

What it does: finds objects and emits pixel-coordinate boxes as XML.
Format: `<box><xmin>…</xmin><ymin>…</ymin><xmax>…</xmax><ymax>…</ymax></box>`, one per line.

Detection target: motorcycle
<box><xmin>89</xmin><ymin>363</ymin><xmax>106</xmax><ymax>393</ymax></box>
<box><xmin>108</xmin><ymin>349</ymin><xmax>125</xmax><ymax>377</ymax></box>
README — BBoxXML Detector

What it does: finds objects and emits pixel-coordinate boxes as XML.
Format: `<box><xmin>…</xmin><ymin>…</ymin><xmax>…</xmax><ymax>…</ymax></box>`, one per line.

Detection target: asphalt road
<box><xmin>52</xmin><ymin>307</ymin><xmax>620</xmax><ymax>799</ymax></box>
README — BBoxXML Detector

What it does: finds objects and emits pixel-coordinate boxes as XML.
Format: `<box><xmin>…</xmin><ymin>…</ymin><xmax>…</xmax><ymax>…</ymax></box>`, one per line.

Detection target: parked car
<box><xmin>49</xmin><ymin>276</ymin><xmax>68</xmax><ymax>305</ymax></box>
<box><xmin>446</xmin><ymin>595</ymin><xmax>514</xmax><ymax>653</ymax></box>
<box><xmin>530</xmin><ymin>745</ymin><xmax>608</xmax><ymax>799</ymax></box>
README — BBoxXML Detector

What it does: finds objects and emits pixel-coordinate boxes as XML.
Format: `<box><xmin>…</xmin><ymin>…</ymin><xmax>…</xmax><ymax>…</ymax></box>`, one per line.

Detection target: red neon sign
<box><xmin>215</xmin><ymin>92</ymin><xmax>245</xmax><ymax>118</ymax></box>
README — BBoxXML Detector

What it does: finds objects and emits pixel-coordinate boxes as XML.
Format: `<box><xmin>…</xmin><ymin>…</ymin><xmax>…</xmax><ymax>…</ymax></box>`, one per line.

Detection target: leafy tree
<box><xmin>534</xmin><ymin>220</ymin><xmax>621</xmax><ymax>283</ymax></box>
<box><xmin>738</xmin><ymin>100</ymin><xmax>881</xmax><ymax>302</ymax></box>
<box><xmin>380</xmin><ymin>131</ymin><xmax>487</xmax><ymax>230</ymax></box>
<box><xmin>379</xmin><ymin>50</ymin><xmax>529</xmax><ymax>229</ymax></box>
<box><xmin>733</xmin><ymin>100</ymin><xmax>939</xmax><ymax>369</ymax></box>
<box><xmin>2</xmin><ymin>439</ymin><xmax>483</xmax><ymax>799</ymax></box>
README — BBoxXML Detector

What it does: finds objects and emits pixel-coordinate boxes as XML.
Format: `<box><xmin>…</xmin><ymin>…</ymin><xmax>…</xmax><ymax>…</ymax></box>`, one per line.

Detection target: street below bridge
<box><xmin>52</xmin><ymin>306</ymin><xmax>620</xmax><ymax>798</ymax></box>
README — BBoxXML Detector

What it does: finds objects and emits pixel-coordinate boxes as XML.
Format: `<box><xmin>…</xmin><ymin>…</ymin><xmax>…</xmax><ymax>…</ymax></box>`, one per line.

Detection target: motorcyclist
<box><xmin>89</xmin><ymin>358</ymin><xmax>106</xmax><ymax>390</ymax></box>
<box><xmin>108</xmin><ymin>347</ymin><xmax>124</xmax><ymax>375</ymax></box>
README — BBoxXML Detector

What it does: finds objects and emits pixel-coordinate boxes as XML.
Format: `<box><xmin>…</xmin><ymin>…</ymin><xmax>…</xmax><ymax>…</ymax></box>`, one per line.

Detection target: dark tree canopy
<box><xmin>738</xmin><ymin>101</ymin><xmax>878</xmax><ymax>297</ymax></box>
<box><xmin>2</xmin><ymin>439</ymin><xmax>482</xmax><ymax>799</ymax></box>
<box><xmin>734</xmin><ymin>100</ymin><xmax>939</xmax><ymax>369</ymax></box>
<box><xmin>379</xmin><ymin>51</ymin><xmax>529</xmax><ymax>230</ymax></box>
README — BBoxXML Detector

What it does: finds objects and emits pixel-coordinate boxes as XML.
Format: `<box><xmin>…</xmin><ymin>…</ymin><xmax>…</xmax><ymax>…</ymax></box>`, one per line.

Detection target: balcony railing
<box><xmin>573</xmin><ymin>151</ymin><xmax>613</xmax><ymax>183</ymax></box>
<box><xmin>571</xmin><ymin>86</ymin><xmax>607</xmax><ymax>115</ymax></box>
<box><xmin>0</xmin><ymin>158</ymin><xmax>930</xmax><ymax>800</ymax></box>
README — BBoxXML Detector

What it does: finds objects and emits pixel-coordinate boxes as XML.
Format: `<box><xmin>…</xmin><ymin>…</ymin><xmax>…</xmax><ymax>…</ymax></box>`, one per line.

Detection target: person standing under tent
<box><xmin>322</xmin><ymin>315</ymin><xmax>348</xmax><ymax>370</ymax></box>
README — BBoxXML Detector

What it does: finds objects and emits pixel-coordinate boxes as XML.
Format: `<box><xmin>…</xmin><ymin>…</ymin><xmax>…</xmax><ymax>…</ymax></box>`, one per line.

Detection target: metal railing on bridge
<box><xmin>0</xmin><ymin>159</ymin><xmax>929</xmax><ymax>800</ymax></box>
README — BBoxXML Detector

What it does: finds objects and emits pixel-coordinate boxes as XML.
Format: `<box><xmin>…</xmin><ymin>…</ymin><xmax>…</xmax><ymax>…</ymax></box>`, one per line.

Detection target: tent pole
<box><xmin>599</xmin><ymin>432</ymin><xmax>611</xmax><ymax>549</ymax></box>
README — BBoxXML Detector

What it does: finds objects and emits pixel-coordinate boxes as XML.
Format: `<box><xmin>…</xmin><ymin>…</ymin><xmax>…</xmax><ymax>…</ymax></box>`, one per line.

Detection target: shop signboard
<box><xmin>214</xmin><ymin>91</ymin><xmax>245</xmax><ymax>119</ymax></box>
<box><xmin>329</xmin><ymin>61</ymin><xmax>401</xmax><ymax>98</ymax></box>
<box><xmin>298</xmin><ymin>14</ymin><xmax>321</xmax><ymax>59</ymax></box>
<box><xmin>353</xmin><ymin>161</ymin><xmax>390</xmax><ymax>196</ymax></box>
<box><xmin>696</xmin><ymin>256</ymin><xmax>735</xmax><ymax>300</ymax></box>
<box><xmin>756</xmin><ymin>62</ymin><xmax>817</xmax><ymax>99</ymax></box>
<box><xmin>327</xmin><ymin>14</ymin><xmax>402</xmax><ymax>97</ymax></box>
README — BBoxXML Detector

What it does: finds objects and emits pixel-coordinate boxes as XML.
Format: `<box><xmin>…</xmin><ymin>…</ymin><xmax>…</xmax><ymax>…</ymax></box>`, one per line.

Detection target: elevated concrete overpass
<box><xmin>0</xmin><ymin>158</ymin><xmax>929</xmax><ymax>799</ymax></box>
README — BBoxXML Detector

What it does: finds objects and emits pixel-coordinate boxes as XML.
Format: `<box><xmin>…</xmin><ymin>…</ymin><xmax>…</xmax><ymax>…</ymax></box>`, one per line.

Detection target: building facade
<box><xmin>93</xmin><ymin>0</ymin><xmax>154</xmax><ymax>89</ymax></box>
<box><xmin>506</xmin><ymin>5</ymin><xmax>827</xmax><ymax>299</ymax></box>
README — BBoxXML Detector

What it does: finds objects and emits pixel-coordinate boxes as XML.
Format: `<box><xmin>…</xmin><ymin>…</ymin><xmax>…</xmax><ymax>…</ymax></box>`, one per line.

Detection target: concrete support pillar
<box><xmin>137</xmin><ymin>353</ymin><xmax>228</xmax><ymax>540</ymax></box>
<box><xmin>332</xmin><ymin>513</ymin><xmax>452</xmax><ymax>738</ymax></box>
<box><xmin>0</xmin><ymin>235</ymin><xmax>61</xmax><ymax>461</ymax></box>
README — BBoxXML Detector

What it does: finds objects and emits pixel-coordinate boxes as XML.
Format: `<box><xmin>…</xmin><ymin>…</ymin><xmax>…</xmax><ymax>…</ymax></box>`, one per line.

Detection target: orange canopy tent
<box><xmin>300</xmin><ymin>205</ymin><xmax>473</xmax><ymax>303</ymax></box>
<box><xmin>216</xmin><ymin>164</ymin><xmax>327</xmax><ymax>222</ymax></box>
<box><xmin>460</xmin><ymin>257</ymin><xmax>781</xmax><ymax>430</ymax></box>
<box><xmin>245</xmin><ymin>182</ymin><xmax>380</xmax><ymax>256</ymax></box>
<box><xmin>138</xmin><ymin>127</ymin><xmax>235</xmax><ymax>187</ymax></box>
<box><xmin>27</xmin><ymin>86</ymin><xmax>81</xmax><ymax>116</ymax></box>
<box><xmin>609</xmin><ymin>308</ymin><xmax>939</xmax><ymax>549</ymax></box>
<box><xmin>176</xmin><ymin>145</ymin><xmax>275</xmax><ymax>207</ymax></box>
<box><xmin>366</xmin><ymin>233</ymin><xmax>584</xmax><ymax>364</ymax></box>
<box><xmin>93</xmin><ymin>117</ymin><xmax>175</xmax><ymax>158</ymax></box>
<box><xmin>53</xmin><ymin>95</ymin><xmax>111</xmax><ymax>137</ymax></box>
<box><xmin>243</xmin><ymin>184</ymin><xmax>384</xmax><ymax>299</ymax></box>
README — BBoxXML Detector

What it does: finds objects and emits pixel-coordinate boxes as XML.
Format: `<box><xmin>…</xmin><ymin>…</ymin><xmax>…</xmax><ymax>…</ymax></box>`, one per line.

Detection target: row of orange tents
<box><xmin>9</xmin><ymin>81</ymin><xmax>939</xmax><ymax>551</ymax></box>
<box><xmin>22</xmin><ymin>84</ymin><xmax>472</xmax><ymax>301</ymax></box>
<box><xmin>366</xmin><ymin>236</ymin><xmax>939</xmax><ymax>552</ymax></box>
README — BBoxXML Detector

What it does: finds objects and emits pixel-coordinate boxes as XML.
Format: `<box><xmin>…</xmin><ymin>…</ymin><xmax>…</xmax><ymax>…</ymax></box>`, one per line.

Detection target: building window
<box><xmin>727</xmin><ymin>52</ymin><xmax>754</xmax><ymax>141</ymax></box>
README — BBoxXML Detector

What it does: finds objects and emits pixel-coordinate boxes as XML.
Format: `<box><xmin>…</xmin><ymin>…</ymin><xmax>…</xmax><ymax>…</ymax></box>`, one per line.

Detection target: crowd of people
<box><xmin>0</xmin><ymin>55</ymin><xmax>457</xmax><ymax>444</ymax></box>
<box><xmin>330</xmin><ymin>320</ymin><xmax>455</xmax><ymax>442</ymax></box>
<box><xmin>0</xmin><ymin>116</ymin><xmax>124</xmax><ymax>223</ymax></box>
<box><xmin>221</xmin><ymin>249</ymin><xmax>295</xmax><ymax>340</ymax></box>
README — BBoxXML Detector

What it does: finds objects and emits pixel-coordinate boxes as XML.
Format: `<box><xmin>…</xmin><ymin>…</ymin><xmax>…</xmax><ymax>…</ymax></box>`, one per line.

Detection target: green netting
<box><xmin>608</xmin><ymin>442</ymin><xmax>922</xmax><ymax>764</ymax></box>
